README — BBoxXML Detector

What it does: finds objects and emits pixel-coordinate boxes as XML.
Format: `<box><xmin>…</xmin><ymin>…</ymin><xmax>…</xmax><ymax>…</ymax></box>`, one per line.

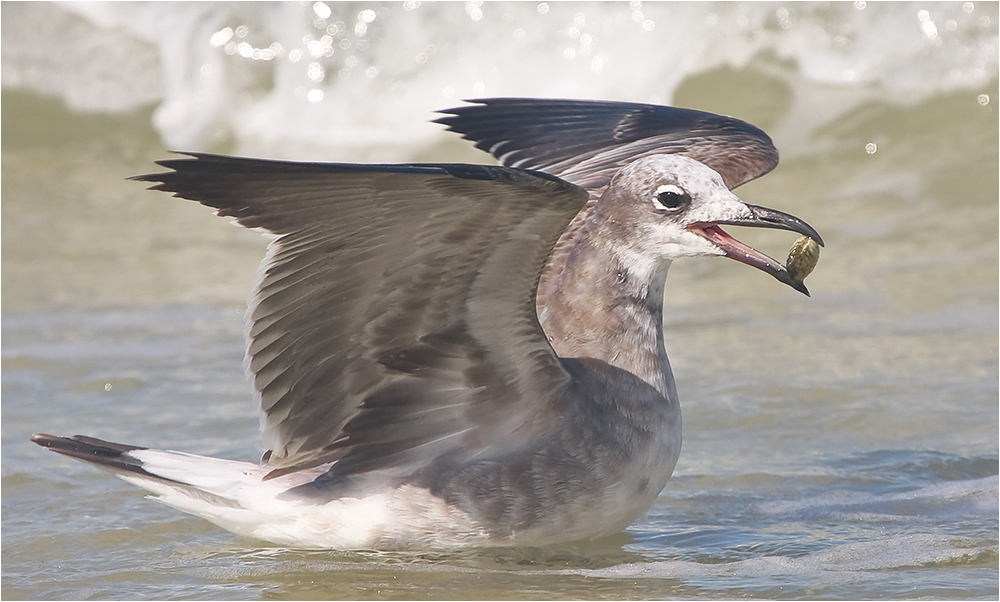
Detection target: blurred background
<box><xmin>3</xmin><ymin>2</ymin><xmax>997</xmax><ymax>600</ymax></box>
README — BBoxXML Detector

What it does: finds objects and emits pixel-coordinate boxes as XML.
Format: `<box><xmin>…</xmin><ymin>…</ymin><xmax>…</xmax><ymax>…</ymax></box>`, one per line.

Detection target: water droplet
<box><xmin>210</xmin><ymin>27</ymin><xmax>233</xmax><ymax>47</ymax></box>
<box><xmin>307</xmin><ymin>62</ymin><xmax>325</xmax><ymax>82</ymax></box>
<box><xmin>313</xmin><ymin>2</ymin><xmax>331</xmax><ymax>20</ymax></box>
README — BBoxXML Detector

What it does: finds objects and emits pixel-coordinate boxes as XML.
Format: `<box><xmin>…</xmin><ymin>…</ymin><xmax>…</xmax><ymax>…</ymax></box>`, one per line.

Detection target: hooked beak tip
<box><xmin>743</xmin><ymin>204</ymin><xmax>824</xmax><ymax>246</ymax></box>
<box><xmin>785</xmin><ymin>275</ymin><xmax>812</xmax><ymax>297</ymax></box>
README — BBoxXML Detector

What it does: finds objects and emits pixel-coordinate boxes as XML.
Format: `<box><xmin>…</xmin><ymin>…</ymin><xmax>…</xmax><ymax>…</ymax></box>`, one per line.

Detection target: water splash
<box><xmin>3</xmin><ymin>3</ymin><xmax>996</xmax><ymax>157</ymax></box>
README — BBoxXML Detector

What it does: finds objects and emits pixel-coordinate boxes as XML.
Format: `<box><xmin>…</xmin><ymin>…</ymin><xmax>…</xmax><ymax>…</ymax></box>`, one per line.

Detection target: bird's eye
<box><xmin>653</xmin><ymin>184</ymin><xmax>690</xmax><ymax>211</ymax></box>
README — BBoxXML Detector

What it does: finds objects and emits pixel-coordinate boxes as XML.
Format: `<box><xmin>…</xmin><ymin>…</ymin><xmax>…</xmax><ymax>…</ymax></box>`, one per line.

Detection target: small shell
<box><xmin>785</xmin><ymin>236</ymin><xmax>820</xmax><ymax>283</ymax></box>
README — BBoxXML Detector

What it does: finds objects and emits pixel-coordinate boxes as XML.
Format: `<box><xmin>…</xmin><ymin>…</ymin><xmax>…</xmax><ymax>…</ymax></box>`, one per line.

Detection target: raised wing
<box><xmin>134</xmin><ymin>154</ymin><xmax>587</xmax><ymax>478</ymax></box>
<box><xmin>435</xmin><ymin>98</ymin><xmax>779</xmax><ymax>191</ymax></box>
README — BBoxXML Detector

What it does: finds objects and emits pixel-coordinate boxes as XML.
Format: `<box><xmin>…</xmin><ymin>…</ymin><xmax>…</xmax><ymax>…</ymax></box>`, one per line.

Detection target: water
<box><xmin>2</xmin><ymin>2</ymin><xmax>998</xmax><ymax>599</ymax></box>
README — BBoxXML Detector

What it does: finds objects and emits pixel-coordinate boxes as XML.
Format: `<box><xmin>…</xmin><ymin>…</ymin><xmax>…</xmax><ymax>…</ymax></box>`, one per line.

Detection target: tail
<box><xmin>32</xmin><ymin>433</ymin><xmax>282</xmax><ymax>536</ymax></box>
<box><xmin>31</xmin><ymin>433</ymin><xmax>390</xmax><ymax>548</ymax></box>
<box><xmin>31</xmin><ymin>433</ymin><xmax>150</xmax><ymax>475</ymax></box>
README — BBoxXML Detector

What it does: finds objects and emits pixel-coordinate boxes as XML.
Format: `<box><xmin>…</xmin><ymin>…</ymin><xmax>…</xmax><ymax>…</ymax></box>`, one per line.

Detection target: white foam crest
<box><xmin>751</xmin><ymin>475</ymin><xmax>999</xmax><ymax>520</ymax></box>
<box><xmin>554</xmin><ymin>534</ymin><xmax>995</xmax><ymax>584</ymax></box>
<box><xmin>183</xmin><ymin>533</ymin><xmax>995</xmax><ymax>590</ymax></box>
<box><xmin>3</xmin><ymin>3</ymin><xmax>997</xmax><ymax>156</ymax></box>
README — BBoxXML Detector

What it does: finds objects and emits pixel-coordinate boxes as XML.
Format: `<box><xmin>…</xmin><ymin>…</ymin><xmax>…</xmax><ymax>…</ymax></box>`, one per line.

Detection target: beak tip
<box><xmin>784</xmin><ymin>275</ymin><xmax>811</xmax><ymax>296</ymax></box>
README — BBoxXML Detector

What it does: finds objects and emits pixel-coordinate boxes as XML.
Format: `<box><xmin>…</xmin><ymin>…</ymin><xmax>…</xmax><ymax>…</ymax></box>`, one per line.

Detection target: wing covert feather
<box><xmin>436</xmin><ymin>97</ymin><xmax>779</xmax><ymax>191</ymax></box>
<box><xmin>133</xmin><ymin>154</ymin><xmax>587</xmax><ymax>477</ymax></box>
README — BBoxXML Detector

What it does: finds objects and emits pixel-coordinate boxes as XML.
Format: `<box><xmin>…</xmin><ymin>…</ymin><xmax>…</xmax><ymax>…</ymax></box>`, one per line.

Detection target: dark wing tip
<box><xmin>432</xmin><ymin>97</ymin><xmax>525</xmax><ymax>117</ymax></box>
<box><xmin>434</xmin><ymin>98</ymin><xmax>780</xmax><ymax>189</ymax></box>
<box><xmin>32</xmin><ymin>432</ymin><xmax>146</xmax><ymax>452</ymax></box>
<box><xmin>129</xmin><ymin>151</ymin><xmax>203</xmax><ymax>186</ymax></box>
<box><xmin>31</xmin><ymin>432</ymin><xmax>148</xmax><ymax>468</ymax></box>
<box><xmin>129</xmin><ymin>152</ymin><xmax>583</xmax><ymax>229</ymax></box>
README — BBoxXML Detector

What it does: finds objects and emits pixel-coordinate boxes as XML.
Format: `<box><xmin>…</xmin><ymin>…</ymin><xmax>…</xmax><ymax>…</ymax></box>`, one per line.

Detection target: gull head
<box><xmin>592</xmin><ymin>154</ymin><xmax>824</xmax><ymax>295</ymax></box>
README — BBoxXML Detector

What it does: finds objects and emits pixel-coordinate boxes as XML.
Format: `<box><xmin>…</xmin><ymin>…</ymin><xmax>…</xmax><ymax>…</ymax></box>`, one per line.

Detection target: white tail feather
<box><xmin>117</xmin><ymin>449</ymin><xmax>392</xmax><ymax>548</ymax></box>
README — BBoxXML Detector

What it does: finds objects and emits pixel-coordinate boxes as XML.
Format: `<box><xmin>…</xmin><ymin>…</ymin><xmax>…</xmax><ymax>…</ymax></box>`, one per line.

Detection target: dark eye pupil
<box><xmin>657</xmin><ymin>190</ymin><xmax>687</xmax><ymax>209</ymax></box>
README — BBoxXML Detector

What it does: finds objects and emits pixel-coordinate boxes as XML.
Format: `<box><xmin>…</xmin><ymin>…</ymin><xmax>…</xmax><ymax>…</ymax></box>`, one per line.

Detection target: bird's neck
<box><xmin>536</xmin><ymin>218</ymin><xmax>677</xmax><ymax>400</ymax></box>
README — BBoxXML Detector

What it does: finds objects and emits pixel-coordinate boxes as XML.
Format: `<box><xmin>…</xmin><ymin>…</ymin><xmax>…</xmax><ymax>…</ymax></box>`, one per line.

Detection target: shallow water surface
<box><xmin>3</xmin><ymin>2</ymin><xmax>998</xmax><ymax>599</ymax></box>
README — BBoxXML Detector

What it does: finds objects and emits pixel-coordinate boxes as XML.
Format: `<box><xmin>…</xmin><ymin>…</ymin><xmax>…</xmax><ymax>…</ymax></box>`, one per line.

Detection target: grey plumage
<box><xmin>33</xmin><ymin>98</ymin><xmax>822</xmax><ymax>548</ymax></box>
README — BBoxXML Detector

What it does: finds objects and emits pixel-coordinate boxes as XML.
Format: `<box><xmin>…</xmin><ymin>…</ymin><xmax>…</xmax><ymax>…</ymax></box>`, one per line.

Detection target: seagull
<box><xmin>32</xmin><ymin>98</ymin><xmax>823</xmax><ymax>549</ymax></box>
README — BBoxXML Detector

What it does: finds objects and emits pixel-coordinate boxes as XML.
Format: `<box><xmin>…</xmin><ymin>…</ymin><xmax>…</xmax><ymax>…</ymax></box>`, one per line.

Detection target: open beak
<box><xmin>689</xmin><ymin>204</ymin><xmax>824</xmax><ymax>296</ymax></box>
